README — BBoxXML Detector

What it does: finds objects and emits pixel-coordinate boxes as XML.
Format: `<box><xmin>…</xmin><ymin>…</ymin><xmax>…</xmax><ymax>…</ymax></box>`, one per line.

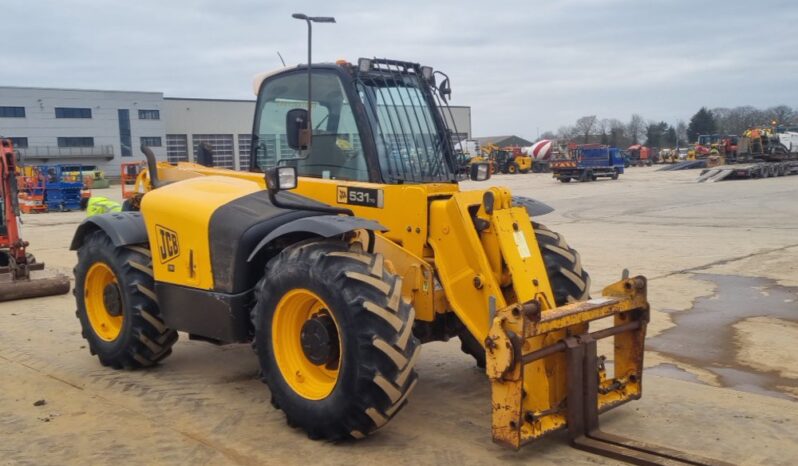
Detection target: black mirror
<box><xmin>439</xmin><ymin>78</ymin><xmax>451</xmax><ymax>102</ymax></box>
<box><xmin>286</xmin><ymin>108</ymin><xmax>310</xmax><ymax>150</ymax></box>
<box><xmin>196</xmin><ymin>142</ymin><xmax>214</xmax><ymax>167</ymax></box>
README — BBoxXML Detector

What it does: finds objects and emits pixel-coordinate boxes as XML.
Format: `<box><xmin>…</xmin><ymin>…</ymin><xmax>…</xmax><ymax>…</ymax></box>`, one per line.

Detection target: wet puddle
<box><xmin>648</xmin><ymin>273</ymin><xmax>798</xmax><ymax>400</ymax></box>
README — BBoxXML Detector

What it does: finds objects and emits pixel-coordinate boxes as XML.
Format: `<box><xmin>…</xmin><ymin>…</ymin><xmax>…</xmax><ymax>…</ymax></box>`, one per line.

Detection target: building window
<box><xmin>238</xmin><ymin>134</ymin><xmax>252</xmax><ymax>171</ymax></box>
<box><xmin>138</xmin><ymin>109</ymin><xmax>160</xmax><ymax>120</ymax></box>
<box><xmin>57</xmin><ymin>137</ymin><xmax>94</xmax><ymax>147</ymax></box>
<box><xmin>118</xmin><ymin>109</ymin><xmax>132</xmax><ymax>157</ymax></box>
<box><xmin>166</xmin><ymin>134</ymin><xmax>188</xmax><ymax>163</ymax></box>
<box><xmin>140</xmin><ymin>136</ymin><xmax>162</xmax><ymax>147</ymax></box>
<box><xmin>193</xmin><ymin>134</ymin><xmax>234</xmax><ymax>169</ymax></box>
<box><xmin>0</xmin><ymin>106</ymin><xmax>25</xmax><ymax>118</ymax></box>
<box><xmin>55</xmin><ymin>107</ymin><xmax>92</xmax><ymax>118</ymax></box>
<box><xmin>9</xmin><ymin>137</ymin><xmax>29</xmax><ymax>148</ymax></box>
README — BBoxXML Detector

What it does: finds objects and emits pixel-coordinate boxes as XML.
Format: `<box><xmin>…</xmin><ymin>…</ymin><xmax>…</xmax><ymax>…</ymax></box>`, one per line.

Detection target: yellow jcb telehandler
<box><xmin>69</xmin><ymin>18</ymin><xmax>726</xmax><ymax>465</ymax></box>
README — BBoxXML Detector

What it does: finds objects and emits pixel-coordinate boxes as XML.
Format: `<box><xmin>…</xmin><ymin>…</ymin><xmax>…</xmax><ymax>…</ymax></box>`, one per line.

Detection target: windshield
<box><xmin>252</xmin><ymin>70</ymin><xmax>369</xmax><ymax>181</ymax></box>
<box><xmin>355</xmin><ymin>70</ymin><xmax>455</xmax><ymax>183</ymax></box>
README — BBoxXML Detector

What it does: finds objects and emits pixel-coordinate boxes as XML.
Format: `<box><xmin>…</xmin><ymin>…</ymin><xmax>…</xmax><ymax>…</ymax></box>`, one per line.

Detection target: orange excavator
<box><xmin>0</xmin><ymin>138</ymin><xmax>70</xmax><ymax>301</ymax></box>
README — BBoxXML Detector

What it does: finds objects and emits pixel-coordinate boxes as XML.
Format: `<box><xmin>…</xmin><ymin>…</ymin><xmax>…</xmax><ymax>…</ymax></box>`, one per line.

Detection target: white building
<box><xmin>0</xmin><ymin>87</ymin><xmax>166</xmax><ymax>177</ymax></box>
<box><xmin>163</xmin><ymin>98</ymin><xmax>255</xmax><ymax>171</ymax></box>
<box><xmin>1</xmin><ymin>86</ymin><xmax>471</xmax><ymax>178</ymax></box>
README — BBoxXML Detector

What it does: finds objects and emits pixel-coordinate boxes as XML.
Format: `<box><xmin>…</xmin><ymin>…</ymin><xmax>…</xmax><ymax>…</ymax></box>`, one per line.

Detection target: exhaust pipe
<box><xmin>140</xmin><ymin>145</ymin><xmax>162</xmax><ymax>188</ymax></box>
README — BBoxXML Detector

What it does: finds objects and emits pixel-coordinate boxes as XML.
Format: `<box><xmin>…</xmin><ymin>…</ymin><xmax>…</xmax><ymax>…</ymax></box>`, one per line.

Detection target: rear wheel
<box><xmin>74</xmin><ymin>231</ymin><xmax>178</xmax><ymax>369</ymax></box>
<box><xmin>253</xmin><ymin>239</ymin><xmax>420</xmax><ymax>440</ymax></box>
<box><xmin>559</xmin><ymin>177</ymin><xmax>571</xmax><ymax>183</ymax></box>
<box><xmin>459</xmin><ymin>222</ymin><xmax>590</xmax><ymax>367</ymax></box>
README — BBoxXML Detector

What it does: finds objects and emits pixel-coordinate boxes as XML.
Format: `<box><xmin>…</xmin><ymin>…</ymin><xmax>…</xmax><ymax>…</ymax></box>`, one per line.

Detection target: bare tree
<box><xmin>556</xmin><ymin>126</ymin><xmax>576</xmax><ymax>140</ymax></box>
<box><xmin>676</xmin><ymin>120</ymin><xmax>687</xmax><ymax>147</ymax></box>
<box><xmin>766</xmin><ymin>105</ymin><xmax>796</xmax><ymax>126</ymax></box>
<box><xmin>598</xmin><ymin>119</ymin><xmax>611</xmax><ymax>144</ymax></box>
<box><xmin>605</xmin><ymin>119</ymin><xmax>626</xmax><ymax>147</ymax></box>
<box><xmin>538</xmin><ymin>131</ymin><xmax>557</xmax><ymax>141</ymax></box>
<box><xmin>713</xmin><ymin>106</ymin><xmax>765</xmax><ymax>135</ymax></box>
<box><xmin>574</xmin><ymin>115</ymin><xmax>598</xmax><ymax>143</ymax></box>
<box><xmin>627</xmin><ymin>114</ymin><xmax>645</xmax><ymax>145</ymax></box>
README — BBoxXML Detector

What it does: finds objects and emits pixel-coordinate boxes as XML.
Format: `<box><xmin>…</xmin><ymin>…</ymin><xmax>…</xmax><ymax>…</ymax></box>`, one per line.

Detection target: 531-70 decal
<box><xmin>336</xmin><ymin>186</ymin><xmax>384</xmax><ymax>208</ymax></box>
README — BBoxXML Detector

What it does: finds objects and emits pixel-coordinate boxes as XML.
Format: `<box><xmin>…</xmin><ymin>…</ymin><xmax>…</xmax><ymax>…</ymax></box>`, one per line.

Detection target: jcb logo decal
<box><xmin>337</xmin><ymin>186</ymin><xmax>348</xmax><ymax>203</ymax></box>
<box><xmin>156</xmin><ymin>225</ymin><xmax>180</xmax><ymax>264</ymax></box>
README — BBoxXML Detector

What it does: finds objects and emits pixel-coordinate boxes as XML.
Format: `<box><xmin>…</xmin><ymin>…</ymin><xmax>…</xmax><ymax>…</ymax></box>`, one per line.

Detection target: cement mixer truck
<box><xmin>522</xmin><ymin>139</ymin><xmax>554</xmax><ymax>172</ymax></box>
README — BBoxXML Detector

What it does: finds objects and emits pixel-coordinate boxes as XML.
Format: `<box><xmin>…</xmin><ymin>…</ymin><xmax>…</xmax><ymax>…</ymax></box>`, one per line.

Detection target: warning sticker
<box><xmin>513</xmin><ymin>229</ymin><xmax>532</xmax><ymax>259</ymax></box>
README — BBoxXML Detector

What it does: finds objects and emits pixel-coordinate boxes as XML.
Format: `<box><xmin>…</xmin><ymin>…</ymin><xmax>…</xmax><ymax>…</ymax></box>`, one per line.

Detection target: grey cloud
<box><xmin>2</xmin><ymin>0</ymin><xmax>797</xmax><ymax>139</ymax></box>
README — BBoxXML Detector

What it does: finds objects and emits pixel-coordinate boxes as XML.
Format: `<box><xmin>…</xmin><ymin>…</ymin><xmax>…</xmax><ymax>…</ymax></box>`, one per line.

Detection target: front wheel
<box><xmin>253</xmin><ymin>240</ymin><xmax>420</xmax><ymax>440</ymax></box>
<box><xmin>459</xmin><ymin>222</ymin><xmax>590</xmax><ymax>367</ymax></box>
<box><xmin>74</xmin><ymin>231</ymin><xmax>178</xmax><ymax>369</ymax></box>
<box><xmin>508</xmin><ymin>163</ymin><xmax>518</xmax><ymax>174</ymax></box>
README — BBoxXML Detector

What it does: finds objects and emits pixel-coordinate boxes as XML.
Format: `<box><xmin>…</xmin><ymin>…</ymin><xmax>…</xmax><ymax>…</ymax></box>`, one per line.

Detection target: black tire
<box><xmin>508</xmin><ymin>163</ymin><xmax>519</xmax><ymax>174</ymax></box>
<box><xmin>559</xmin><ymin>177</ymin><xmax>571</xmax><ymax>183</ymax></box>
<box><xmin>611</xmin><ymin>169</ymin><xmax>619</xmax><ymax>180</ymax></box>
<box><xmin>74</xmin><ymin>231</ymin><xmax>178</xmax><ymax>369</ymax></box>
<box><xmin>253</xmin><ymin>239</ymin><xmax>420</xmax><ymax>441</ymax></box>
<box><xmin>458</xmin><ymin>222</ymin><xmax>590</xmax><ymax>367</ymax></box>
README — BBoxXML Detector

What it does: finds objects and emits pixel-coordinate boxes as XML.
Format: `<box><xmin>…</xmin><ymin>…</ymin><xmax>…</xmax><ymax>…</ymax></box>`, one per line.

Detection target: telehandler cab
<box><xmin>71</xmin><ymin>17</ymin><xmax>725</xmax><ymax>465</ymax></box>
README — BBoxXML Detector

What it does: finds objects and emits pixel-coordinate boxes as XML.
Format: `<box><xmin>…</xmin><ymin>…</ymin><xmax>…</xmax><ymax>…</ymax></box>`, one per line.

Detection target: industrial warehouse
<box><xmin>1</xmin><ymin>2</ymin><xmax>797</xmax><ymax>466</ymax></box>
<box><xmin>0</xmin><ymin>86</ymin><xmax>471</xmax><ymax>178</ymax></box>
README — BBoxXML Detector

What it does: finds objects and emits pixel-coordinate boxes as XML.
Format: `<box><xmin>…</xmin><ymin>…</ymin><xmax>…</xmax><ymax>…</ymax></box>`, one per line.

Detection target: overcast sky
<box><xmin>4</xmin><ymin>0</ymin><xmax>797</xmax><ymax>139</ymax></box>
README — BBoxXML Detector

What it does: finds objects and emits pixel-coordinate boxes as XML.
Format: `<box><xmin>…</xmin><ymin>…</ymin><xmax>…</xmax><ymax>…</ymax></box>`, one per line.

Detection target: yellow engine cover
<box><xmin>140</xmin><ymin>176</ymin><xmax>262</xmax><ymax>289</ymax></box>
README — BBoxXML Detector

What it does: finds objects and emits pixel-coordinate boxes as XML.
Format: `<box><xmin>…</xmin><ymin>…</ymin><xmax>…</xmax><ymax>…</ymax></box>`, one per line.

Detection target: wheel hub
<box><xmin>300</xmin><ymin>313</ymin><xmax>339</xmax><ymax>367</ymax></box>
<box><xmin>103</xmin><ymin>283</ymin><xmax>123</xmax><ymax>317</ymax></box>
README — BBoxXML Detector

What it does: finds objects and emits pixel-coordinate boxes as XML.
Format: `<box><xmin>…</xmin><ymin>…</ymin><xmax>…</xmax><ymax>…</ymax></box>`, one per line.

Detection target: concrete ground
<box><xmin>1</xmin><ymin>167</ymin><xmax>796</xmax><ymax>465</ymax></box>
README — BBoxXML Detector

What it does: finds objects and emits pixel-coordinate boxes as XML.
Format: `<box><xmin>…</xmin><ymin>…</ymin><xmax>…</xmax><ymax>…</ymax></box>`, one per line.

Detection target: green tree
<box><xmin>664</xmin><ymin>126</ymin><xmax>677</xmax><ymax>147</ymax></box>
<box><xmin>687</xmin><ymin>107</ymin><xmax>716</xmax><ymax>142</ymax></box>
<box><xmin>645</xmin><ymin>121</ymin><xmax>669</xmax><ymax>147</ymax></box>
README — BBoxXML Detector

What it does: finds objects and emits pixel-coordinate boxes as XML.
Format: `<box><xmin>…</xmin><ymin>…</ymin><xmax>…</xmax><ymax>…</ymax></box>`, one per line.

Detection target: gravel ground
<box><xmin>1</xmin><ymin>167</ymin><xmax>796</xmax><ymax>465</ymax></box>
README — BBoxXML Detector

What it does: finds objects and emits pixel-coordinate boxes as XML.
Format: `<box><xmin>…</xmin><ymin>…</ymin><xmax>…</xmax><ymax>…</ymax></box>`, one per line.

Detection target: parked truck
<box><xmin>551</xmin><ymin>144</ymin><xmax>624</xmax><ymax>182</ymax></box>
<box><xmin>625</xmin><ymin>144</ymin><xmax>652</xmax><ymax>166</ymax></box>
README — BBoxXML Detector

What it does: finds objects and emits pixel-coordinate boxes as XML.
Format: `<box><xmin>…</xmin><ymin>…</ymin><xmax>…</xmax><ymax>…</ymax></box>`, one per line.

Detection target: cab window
<box><xmin>253</xmin><ymin>71</ymin><xmax>368</xmax><ymax>181</ymax></box>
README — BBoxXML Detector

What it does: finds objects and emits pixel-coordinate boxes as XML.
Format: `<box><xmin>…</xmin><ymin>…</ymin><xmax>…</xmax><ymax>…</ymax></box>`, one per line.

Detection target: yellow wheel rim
<box><xmin>272</xmin><ymin>289</ymin><xmax>342</xmax><ymax>400</ymax></box>
<box><xmin>84</xmin><ymin>262</ymin><xmax>124</xmax><ymax>342</ymax></box>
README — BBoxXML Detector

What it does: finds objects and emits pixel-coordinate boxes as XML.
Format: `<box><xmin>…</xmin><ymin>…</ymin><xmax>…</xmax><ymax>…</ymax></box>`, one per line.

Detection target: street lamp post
<box><xmin>292</xmin><ymin>13</ymin><xmax>336</xmax><ymax>149</ymax></box>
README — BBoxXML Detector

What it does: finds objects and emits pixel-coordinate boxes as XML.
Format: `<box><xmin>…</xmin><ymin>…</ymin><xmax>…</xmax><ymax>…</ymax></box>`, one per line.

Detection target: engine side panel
<box><xmin>140</xmin><ymin>175</ymin><xmax>262</xmax><ymax>290</ymax></box>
